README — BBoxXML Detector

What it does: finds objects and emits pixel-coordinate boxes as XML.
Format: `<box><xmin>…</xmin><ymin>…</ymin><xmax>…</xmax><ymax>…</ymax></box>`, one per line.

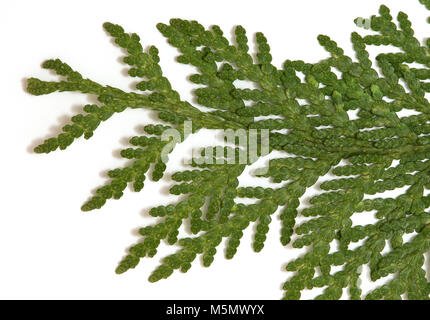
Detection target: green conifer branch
<box><xmin>28</xmin><ymin>1</ymin><xmax>430</xmax><ymax>299</ymax></box>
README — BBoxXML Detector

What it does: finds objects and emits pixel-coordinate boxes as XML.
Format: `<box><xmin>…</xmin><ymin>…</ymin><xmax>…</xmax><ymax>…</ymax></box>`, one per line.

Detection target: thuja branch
<box><xmin>28</xmin><ymin>1</ymin><xmax>430</xmax><ymax>300</ymax></box>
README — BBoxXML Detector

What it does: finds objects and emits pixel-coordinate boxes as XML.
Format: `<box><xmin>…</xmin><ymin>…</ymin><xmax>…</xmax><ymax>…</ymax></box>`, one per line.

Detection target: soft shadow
<box><xmin>229</xmin><ymin>26</ymin><xmax>239</xmax><ymax>47</ymax></box>
<box><xmin>27</xmin><ymin>104</ymin><xmax>81</xmax><ymax>154</ymax></box>
<box><xmin>21</xmin><ymin>77</ymin><xmax>30</xmax><ymax>93</ymax></box>
<box><xmin>426</xmin><ymin>251</ymin><xmax>430</xmax><ymax>282</ymax></box>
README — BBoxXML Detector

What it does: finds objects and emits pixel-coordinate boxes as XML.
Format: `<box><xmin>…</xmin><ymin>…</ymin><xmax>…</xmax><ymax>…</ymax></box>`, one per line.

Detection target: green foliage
<box><xmin>28</xmin><ymin>2</ymin><xmax>430</xmax><ymax>299</ymax></box>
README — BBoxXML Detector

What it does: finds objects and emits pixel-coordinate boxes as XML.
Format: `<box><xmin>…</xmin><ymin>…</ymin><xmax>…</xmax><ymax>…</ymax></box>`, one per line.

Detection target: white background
<box><xmin>0</xmin><ymin>0</ymin><xmax>428</xmax><ymax>299</ymax></box>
